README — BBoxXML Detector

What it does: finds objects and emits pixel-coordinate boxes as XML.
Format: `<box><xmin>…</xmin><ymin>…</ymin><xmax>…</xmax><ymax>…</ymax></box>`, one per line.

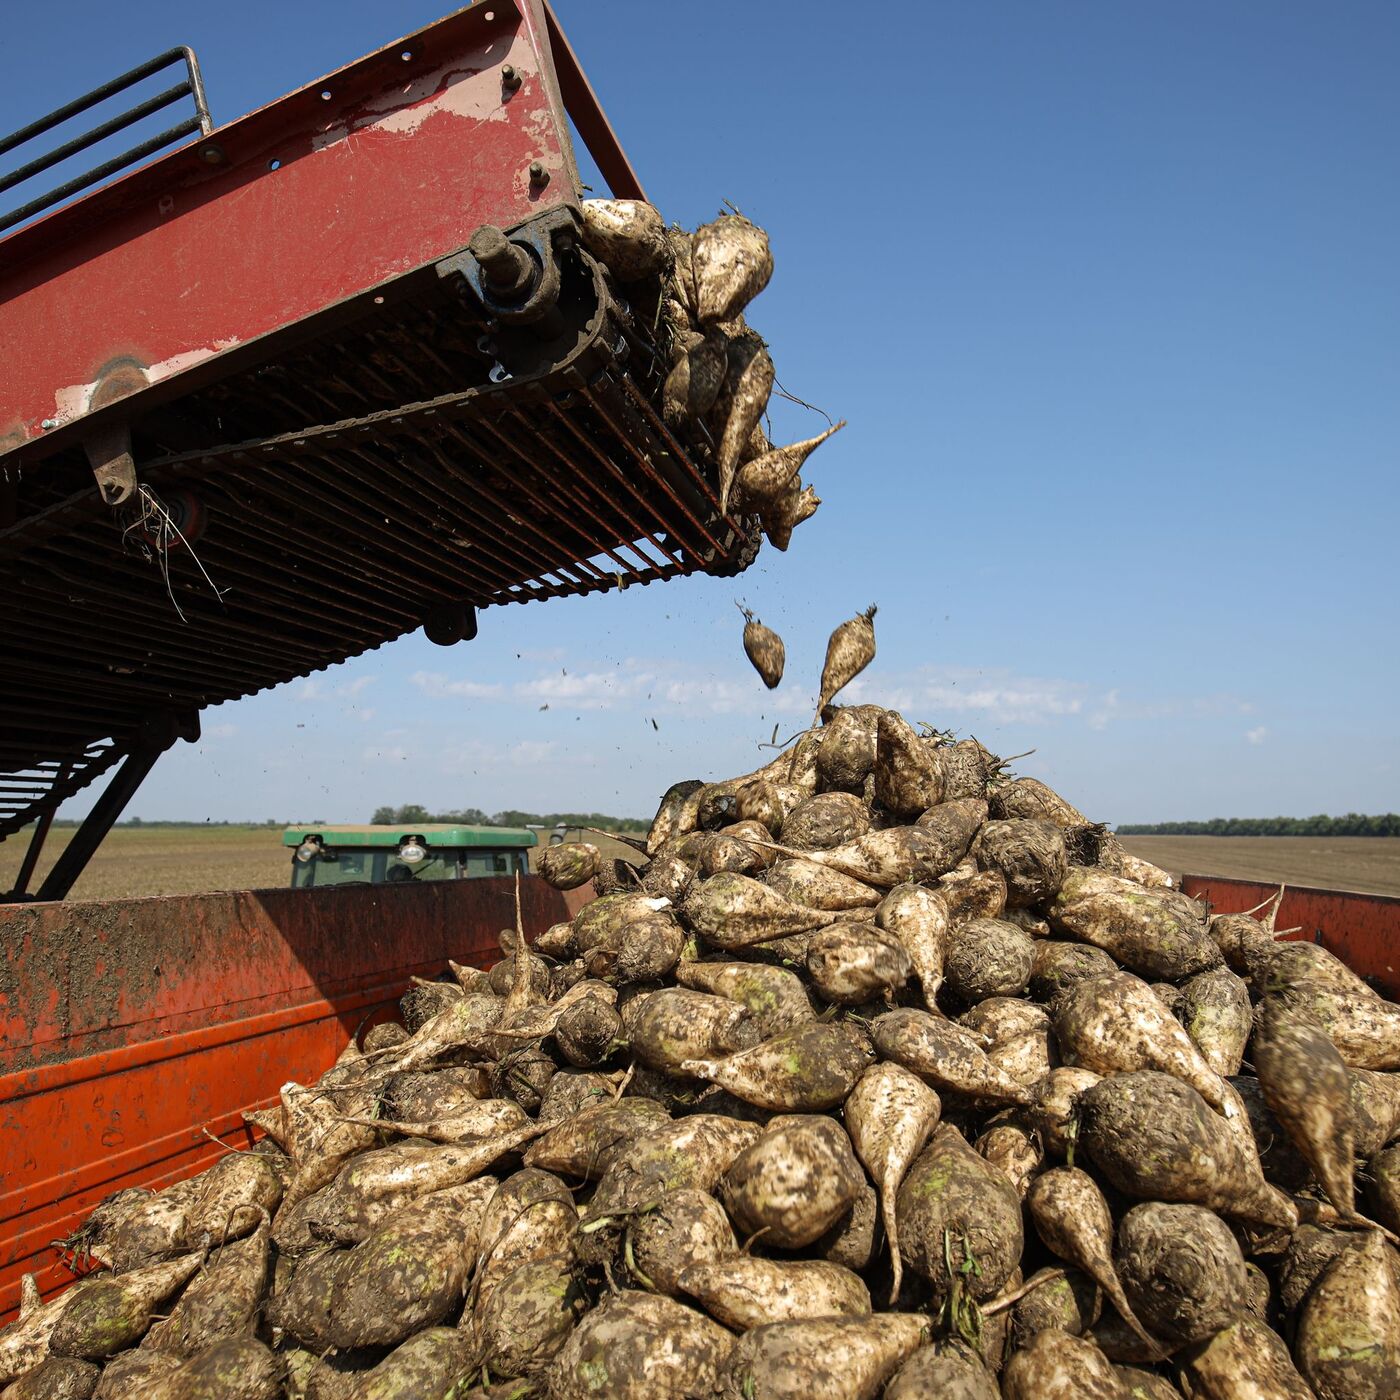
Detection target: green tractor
<box><xmin>283</xmin><ymin>823</ymin><xmax>536</xmax><ymax>889</ymax></box>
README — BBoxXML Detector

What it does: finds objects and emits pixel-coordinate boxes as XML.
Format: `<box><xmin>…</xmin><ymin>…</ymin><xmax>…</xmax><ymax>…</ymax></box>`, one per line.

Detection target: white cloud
<box><xmin>509</xmin><ymin>740</ymin><xmax>559</xmax><ymax>764</ymax></box>
<box><xmin>408</xmin><ymin>656</ymin><xmax>1257</xmax><ymax>741</ymax></box>
<box><xmin>508</xmin><ymin>657</ymin><xmax>815</xmax><ymax>718</ymax></box>
<box><xmin>408</xmin><ymin>656</ymin><xmax>1090</xmax><ymax>724</ymax></box>
<box><xmin>827</xmin><ymin>666</ymin><xmax>1091</xmax><ymax>727</ymax></box>
<box><xmin>1197</xmin><ymin>695</ymin><xmax>1257</xmax><ymax>717</ymax></box>
<box><xmin>437</xmin><ymin>737</ymin><xmax>569</xmax><ymax>774</ymax></box>
<box><xmin>514</xmin><ymin>669</ymin><xmax>653</xmax><ymax>709</ymax></box>
<box><xmin>1088</xmin><ymin>689</ymin><xmax>1120</xmax><ymax>731</ymax></box>
<box><xmin>812</xmin><ymin>666</ymin><xmax>1095</xmax><ymax>727</ymax></box>
<box><xmin>655</xmin><ymin>675</ymin><xmax>817</xmax><ymax>717</ymax></box>
<box><xmin>295</xmin><ymin>679</ymin><xmax>324</xmax><ymax>701</ymax></box>
<box><xmin>439</xmin><ymin>739</ymin><xmax>494</xmax><ymax>770</ymax></box>
<box><xmin>1246</xmin><ymin>726</ymin><xmax>1268</xmax><ymax>745</ymax></box>
<box><xmin>920</xmin><ymin>673</ymin><xmax>1087</xmax><ymax>723</ymax></box>
<box><xmin>836</xmin><ymin>678</ymin><xmax>915</xmax><ymax>711</ymax></box>
<box><xmin>204</xmin><ymin>723</ymin><xmax>238</xmax><ymax>739</ymax></box>
<box><xmin>339</xmin><ymin>676</ymin><xmax>376</xmax><ymax>698</ymax></box>
<box><xmin>410</xmin><ymin>670</ymin><xmax>506</xmax><ymax>700</ymax></box>
<box><xmin>413</xmin><ymin>655</ymin><xmax>811</xmax><ymax>716</ymax></box>
<box><xmin>834</xmin><ymin>669</ymin><xmax>1264</xmax><ymax>736</ymax></box>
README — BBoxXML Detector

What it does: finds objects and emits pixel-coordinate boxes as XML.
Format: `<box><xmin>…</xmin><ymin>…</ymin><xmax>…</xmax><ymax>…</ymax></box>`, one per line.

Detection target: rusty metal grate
<box><xmin>0</xmin><ymin>231</ymin><xmax>757</xmax><ymax>850</ymax></box>
<box><xmin>0</xmin><ymin>743</ymin><xmax>124</xmax><ymax>835</ymax></box>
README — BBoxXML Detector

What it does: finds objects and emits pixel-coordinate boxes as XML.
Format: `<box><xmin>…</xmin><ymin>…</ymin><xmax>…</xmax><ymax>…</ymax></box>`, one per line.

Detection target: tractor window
<box><xmin>291</xmin><ymin>847</ymin><xmax>523</xmax><ymax>887</ymax></box>
<box><xmin>462</xmin><ymin>850</ymin><xmax>527</xmax><ymax>878</ymax></box>
<box><xmin>291</xmin><ymin>850</ymin><xmax>380</xmax><ymax>888</ymax></box>
<box><xmin>385</xmin><ymin>851</ymin><xmax>459</xmax><ymax>882</ymax></box>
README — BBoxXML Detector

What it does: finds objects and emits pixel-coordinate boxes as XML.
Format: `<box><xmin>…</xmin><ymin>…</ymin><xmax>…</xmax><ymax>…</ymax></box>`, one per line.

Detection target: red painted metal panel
<box><xmin>561</xmin><ymin>883</ymin><xmax>595</xmax><ymax>920</ymax></box>
<box><xmin>0</xmin><ymin>875</ymin><xmax>570</xmax><ymax>1320</ymax></box>
<box><xmin>1179</xmin><ymin>874</ymin><xmax>1400</xmax><ymax>999</ymax></box>
<box><xmin>0</xmin><ymin>1</ymin><xmax>579</xmax><ymax>459</ymax></box>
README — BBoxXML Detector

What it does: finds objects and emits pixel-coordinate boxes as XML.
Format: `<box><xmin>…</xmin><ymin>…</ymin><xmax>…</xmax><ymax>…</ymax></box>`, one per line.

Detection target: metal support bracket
<box><xmin>83</xmin><ymin>422</ymin><xmax>138</xmax><ymax>506</ymax></box>
<box><xmin>82</xmin><ymin>361</ymin><xmax>151</xmax><ymax>506</ymax></box>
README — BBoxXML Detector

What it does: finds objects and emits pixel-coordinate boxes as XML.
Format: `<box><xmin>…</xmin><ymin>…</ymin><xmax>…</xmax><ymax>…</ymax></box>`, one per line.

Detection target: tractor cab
<box><xmin>283</xmin><ymin>824</ymin><xmax>535</xmax><ymax>889</ymax></box>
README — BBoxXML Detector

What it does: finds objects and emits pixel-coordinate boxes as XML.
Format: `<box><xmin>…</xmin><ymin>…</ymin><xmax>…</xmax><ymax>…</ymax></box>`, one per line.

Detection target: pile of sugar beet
<box><xmin>7</xmin><ymin>725</ymin><xmax>1400</xmax><ymax>1398</ymax></box>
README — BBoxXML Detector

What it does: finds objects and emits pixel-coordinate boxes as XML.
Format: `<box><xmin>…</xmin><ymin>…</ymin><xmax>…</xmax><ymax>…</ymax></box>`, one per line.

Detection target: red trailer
<box><xmin>4</xmin><ymin>868</ymin><xmax>1397</xmax><ymax>1323</ymax></box>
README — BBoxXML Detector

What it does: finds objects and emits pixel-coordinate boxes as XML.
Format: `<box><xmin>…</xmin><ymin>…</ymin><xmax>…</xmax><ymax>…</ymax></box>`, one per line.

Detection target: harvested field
<box><xmin>4</xmin><ymin>828</ymin><xmax>1395</xmax><ymax>904</ymax></box>
<box><xmin>1119</xmin><ymin>836</ymin><xmax>1400</xmax><ymax>898</ymax></box>
<box><xmin>0</xmin><ymin>826</ymin><xmax>287</xmax><ymax>902</ymax></box>
<box><xmin>0</xmin><ymin>825</ymin><xmax>644</xmax><ymax>902</ymax></box>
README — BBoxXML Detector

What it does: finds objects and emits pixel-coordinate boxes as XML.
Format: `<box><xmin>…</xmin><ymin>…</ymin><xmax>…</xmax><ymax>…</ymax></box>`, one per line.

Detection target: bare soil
<box><xmin>1120</xmin><ymin>837</ymin><xmax>1400</xmax><ymax>899</ymax></box>
<box><xmin>0</xmin><ymin>825</ymin><xmax>645</xmax><ymax>902</ymax></box>
<box><xmin>5</xmin><ymin>828</ymin><xmax>1393</xmax><ymax>903</ymax></box>
<box><xmin>0</xmin><ymin>826</ymin><xmax>288</xmax><ymax>901</ymax></box>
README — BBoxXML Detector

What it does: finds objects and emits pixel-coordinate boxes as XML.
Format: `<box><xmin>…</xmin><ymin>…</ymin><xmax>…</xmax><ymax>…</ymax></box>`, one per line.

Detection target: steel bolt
<box><xmin>40</xmin><ymin>418</ymin><xmax>58</xmax><ymax>430</ymax></box>
<box><xmin>529</xmin><ymin>161</ymin><xmax>549</xmax><ymax>186</ymax></box>
<box><xmin>501</xmin><ymin>64</ymin><xmax>521</xmax><ymax>91</ymax></box>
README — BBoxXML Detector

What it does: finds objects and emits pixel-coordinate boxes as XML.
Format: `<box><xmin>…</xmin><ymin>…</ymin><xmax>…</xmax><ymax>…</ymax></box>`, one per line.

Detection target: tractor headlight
<box><xmin>398</xmin><ymin>836</ymin><xmax>427</xmax><ymax>865</ymax></box>
<box><xmin>295</xmin><ymin>836</ymin><xmax>323</xmax><ymax>863</ymax></box>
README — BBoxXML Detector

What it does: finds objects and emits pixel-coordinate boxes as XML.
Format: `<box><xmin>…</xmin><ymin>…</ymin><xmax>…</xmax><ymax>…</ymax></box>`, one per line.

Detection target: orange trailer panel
<box><xmin>1179</xmin><ymin>873</ymin><xmax>1400</xmax><ymax>998</ymax></box>
<box><xmin>0</xmin><ymin>876</ymin><xmax>572</xmax><ymax>1320</ymax></box>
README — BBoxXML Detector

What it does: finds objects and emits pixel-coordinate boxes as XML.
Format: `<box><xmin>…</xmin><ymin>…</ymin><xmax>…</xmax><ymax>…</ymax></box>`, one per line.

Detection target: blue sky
<box><xmin>5</xmin><ymin>2</ymin><xmax>1397</xmax><ymax>826</ymax></box>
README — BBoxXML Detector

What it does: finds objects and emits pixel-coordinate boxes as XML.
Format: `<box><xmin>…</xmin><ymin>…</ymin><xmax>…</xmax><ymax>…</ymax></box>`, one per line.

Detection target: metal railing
<box><xmin>0</xmin><ymin>46</ymin><xmax>213</xmax><ymax>235</ymax></box>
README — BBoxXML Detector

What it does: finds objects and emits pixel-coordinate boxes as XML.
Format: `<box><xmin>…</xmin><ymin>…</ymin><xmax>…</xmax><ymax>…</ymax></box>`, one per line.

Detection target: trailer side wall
<box><xmin>0</xmin><ymin>876</ymin><xmax>576</xmax><ymax>1319</ymax></box>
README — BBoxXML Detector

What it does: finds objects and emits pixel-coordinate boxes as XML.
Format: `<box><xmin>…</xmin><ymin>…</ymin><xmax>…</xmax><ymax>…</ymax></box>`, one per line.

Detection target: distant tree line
<box><xmin>1118</xmin><ymin>814</ymin><xmax>1400</xmax><ymax>837</ymax></box>
<box><xmin>370</xmin><ymin>803</ymin><xmax>649</xmax><ymax>833</ymax></box>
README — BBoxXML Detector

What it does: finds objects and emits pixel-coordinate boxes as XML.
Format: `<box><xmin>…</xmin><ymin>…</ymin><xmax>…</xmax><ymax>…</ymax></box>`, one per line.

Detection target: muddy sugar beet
<box><xmin>738</xmin><ymin>605</ymin><xmax>786</xmax><ymax>690</ymax></box>
<box><xmin>14</xmin><ymin>698</ymin><xmax>1400</xmax><ymax>1397</ymax></box>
